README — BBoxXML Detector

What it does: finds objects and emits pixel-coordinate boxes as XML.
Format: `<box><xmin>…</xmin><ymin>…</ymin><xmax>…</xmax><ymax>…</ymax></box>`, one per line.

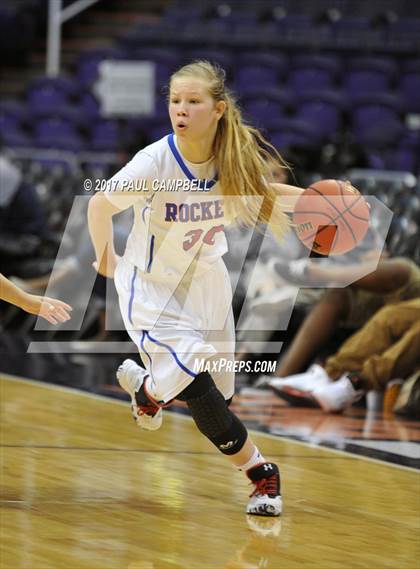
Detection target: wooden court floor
<box><xmin>1</xmin><ymin>374</ymin><xmax>419</xmax><ymax>569</ymax></box>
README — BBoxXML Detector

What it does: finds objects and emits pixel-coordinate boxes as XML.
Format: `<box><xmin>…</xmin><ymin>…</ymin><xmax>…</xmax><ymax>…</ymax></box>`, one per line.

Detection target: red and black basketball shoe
<box><xmin>246</xmin><ymin>462</ymin><xmax>282</xmax><ymax>516</ymax></box>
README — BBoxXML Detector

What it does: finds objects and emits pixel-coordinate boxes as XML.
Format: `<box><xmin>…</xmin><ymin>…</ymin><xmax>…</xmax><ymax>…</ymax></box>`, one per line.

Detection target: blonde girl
<box><xmin>88</xmin><ymin>61</ymin><xmax>304</xmax><ymax>516</ymax></box>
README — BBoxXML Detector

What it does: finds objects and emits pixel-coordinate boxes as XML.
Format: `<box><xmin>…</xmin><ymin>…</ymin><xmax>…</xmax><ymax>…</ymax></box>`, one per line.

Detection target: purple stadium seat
<box><xmin>0</xmin><ymin>124</ymin><xmax>31</xmax><ymax>147</ymax></box>
<box><xmin>128</xmin><ymin>48</ymin><xmax>181</xmax><ymax>87</ymax></box>
<box><xmin>400</xmin><ymin>129</ymin><xmax>420</xmax><ymax>151</ymax></box>
<box><xmin>184</xmin><ymin>49</ymin><xmax>233</xmax><ymax>76</ymax></box>
<box><xmin>235</xmin><ymin>66</ymin><xmax>279</xmax><ymax>91</ymax></box>
<box><xmin>157</xmin><ymin>95</ymin><xmax>170</xmax><ymax>119</ymax></box>
<box><xmin>79</xmin><ymin>92</ymin><xmax>101</xmax><ymax>120</ymax></box>
<box><xmin>34</xmin><ymin>117</ymin><xmax>84</xmax><ymax>152</ymax></box>
<box><xmin>387</xmin><ymin>18</ymin><xmax>420</xmax><ymax>51</ymax></box>
<box><xmin>0</xmin><ymin>113</ymin><xmax>20</xmax><ymax>132</ymax></box>
<box><xmin>275</xmin><ymin>14</ymin><xmax>313</xmax><ymax>31</ymax></box>
<box><xmin>351</xmin><ymin>92</ymin><xmax>401</xmax><ymax>110</ymax></box>
<box><xmin>394</xmin><ymin>130</ymin><xmax>420</xmax><ymax>173</ymax></box>
<box><xmin>270</xmin><ymin>130</ymin><xmax>319</xmax><ymax>149</ymax></box>
<box><xmin>390</xmin><ymin>146</ymin><xmax>417</xmax><ymax>172</ymax></box>
<box><xmin>332</xmin><ymin>17</ymin><xmax>376</xmax><ymax>48</ymax></box>
<box><xmin>268</xmin><ymin>118</ymin><xmax>322</xmax><ymax>150</ymax></box>
<box><xmin>0</xmin><ymin>101</ymin><xmax>28</xmax><ymax>138</ymax></box>
<box><xmin>202</xmin><ymin>6</ymin><xmax>259</xmax><ymax>29</ymax></box>
<box><xmin>90</xmin><ymin>120</ymin><xmax>121</xmax><ymax>151</ymax></box>
<box><xmin>148</xmin><ymin>122</ymin><xmax>172</xmax><ymax>143</ymax></box>
<box><xmin>287</xmin><ymin>55</ymin><xmax>339</xmax><ymax>94</ymax></box>
<box><xmin>234</xmin><ymin>52</ymin><xmax>286</xmax><ymax>92</ymax></box>
<box><xmin>27</xmin><ymin>91</ymin><xmax>82</xmax><ymax>123</ymax></box>
<box><xmin>203</xmin><ymin>17</ymin><xmax>233</xmax><ymax>39</ymax></box>
<box><xmin>0</xmin><ymin>100</ymin><xmax>28</xmax><ymax>124</ymax></box>
<box><xmin>78</xmin><ymin>59</ymin><xmax>103</xmax><ymax>87</ymax></box>
<box><xmin>292</xmin><ymin>54</ymin><xmax>340</xmax><ymax>71</ymax></box>
<box><xmin>26</xmin><ymin>76</ymin><xmax>81</xmax><ymax>124</ymax></box>
<box><xmin>32</xmin><ymin>157</ymin><xmax>76</xmax><ymax>172</ymax></box>
<box><xmin>240</xmin><ymin>88</ymin><xmax>292</xmax><ymax>128</ymax></box>
<box><xmin>35</xmin><ymin>117</ymin><xmax>77</xmax><ymax>139</ymax></box>
<box><xmin>224</xmin><ymin>11</ymin><xmax>260</xmax><ymax>44</ymax></box>
<box><xmin>27</xmin><ymin>75</ymin><xmax>80</xmax><ymax>99</ymax></box>
<box><xmin>27</xmin><ymin>85</ymin><xmax>69</xmax><ymax>117</ymax></box>
<box><xmin>227</xmin><ymin>12</ymin><xmax>259</xmax><ymax>28</ymax></box>
<box><xmin>48</xmin><ymin>103</ymin><xmax>83</xmax><ymax>126</ymax></box>
<box><xmin>351</xmin><ymin>94</ymin><xmax>404</xmax><ymax>146</ymax></box>
<box><xmin>400</xmin><ymin>59</ymin><xmax>420</xmax><ymax>113</ymax></box>
<box><xmin>295</xmin><ymin>90</ymin><xmax>345</xmax><ymax>138</ymax></box>
<box><xmin>344</xmin><ymin>57</ymin><xmax>397</xmax><ymax>98</ymax></box>
<box><xmin>272</xmin><ymin>14</ymin><xmax>330</xmax><ymax>46</ymax></box>
<box><xmin>365</xmin><ymin>144</ymin><xmax>417</xmax><ymax>173</ymax></box>
<box><xmin>77</xmin><ymin>48</ymin><xmax>124</xmax><ymax>87</ymax></box>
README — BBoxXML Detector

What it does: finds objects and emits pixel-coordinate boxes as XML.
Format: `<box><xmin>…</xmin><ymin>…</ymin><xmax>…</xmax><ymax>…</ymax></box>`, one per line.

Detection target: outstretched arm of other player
<box><xmin>88</xmin><ymin>193</ymin><xmax>122</xmax><ymax>278</ymax></box>
<box><xmin>0</xmin><ymin>274</ymin><xmax>72</xmax><ymax>324</ymax></box>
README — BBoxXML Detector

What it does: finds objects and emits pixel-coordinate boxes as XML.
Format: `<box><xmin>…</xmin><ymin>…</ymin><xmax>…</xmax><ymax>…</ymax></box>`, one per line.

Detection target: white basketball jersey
<box><xmin>105</xmin><ymin>134</ymin><xmax>228</xmax><ymax>281</ymax></box>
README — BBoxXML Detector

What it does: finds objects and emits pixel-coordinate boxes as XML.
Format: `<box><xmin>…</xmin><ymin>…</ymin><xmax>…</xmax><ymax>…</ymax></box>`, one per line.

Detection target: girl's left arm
<box><xmin>270</xmin><ymin>182</ymin><xmax>304</xmax><ymax>212</ymax></box>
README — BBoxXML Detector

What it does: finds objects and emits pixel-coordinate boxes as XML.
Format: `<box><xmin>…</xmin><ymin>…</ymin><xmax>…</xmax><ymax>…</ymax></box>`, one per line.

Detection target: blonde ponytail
<box><xmin>170</xmin><ymin>60</ymin><xmax>290</xmax><ymax>240</ymax></box>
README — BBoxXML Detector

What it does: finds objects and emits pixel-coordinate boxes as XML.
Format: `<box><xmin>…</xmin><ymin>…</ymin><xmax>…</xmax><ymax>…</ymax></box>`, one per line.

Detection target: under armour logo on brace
<box><xmin>263</xmin><ymin>464</ymin><xmax>273</xmax><ymax>471</ymax></box>
<box><xmin>219</xmin><ymin>439</ymin><xmax>238</xmax><ymax>450</ymax></box>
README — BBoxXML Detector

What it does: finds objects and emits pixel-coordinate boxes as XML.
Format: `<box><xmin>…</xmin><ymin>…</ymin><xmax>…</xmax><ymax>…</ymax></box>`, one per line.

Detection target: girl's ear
<box><xmin>215</xmin><ymin>100</ymin><xmax>226</xmax><ymax>120</ymax></box>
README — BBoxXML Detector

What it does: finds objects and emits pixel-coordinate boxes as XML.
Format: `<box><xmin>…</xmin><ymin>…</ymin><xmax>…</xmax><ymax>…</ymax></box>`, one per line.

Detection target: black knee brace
<box><xmin>178</xmin><ymin>372</ymin><xmax>247</xmax><ymax>455</ymax></box>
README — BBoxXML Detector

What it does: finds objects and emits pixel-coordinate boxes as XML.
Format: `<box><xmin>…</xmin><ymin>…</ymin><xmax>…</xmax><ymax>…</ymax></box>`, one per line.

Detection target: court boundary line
<box><xmin>0</xmin><ymin>443</ymin><xmax>353</xmax><ymax>458</ymax></box>
<box><xmin>1</xmin><ymin>372</ymin><xmax>418</xmax><ymax>473</ymax></box>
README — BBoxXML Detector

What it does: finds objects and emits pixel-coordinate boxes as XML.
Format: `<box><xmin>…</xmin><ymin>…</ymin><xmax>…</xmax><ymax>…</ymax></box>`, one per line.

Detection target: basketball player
<box><xmin>88</xmin><ymin>61</ymin><xmax>305</xmax><ymax>516</ymax></box>
<box><xmin>0</xmin><ymin>273</ymin><xmax>72</xmax><ymax>324</ymax></box>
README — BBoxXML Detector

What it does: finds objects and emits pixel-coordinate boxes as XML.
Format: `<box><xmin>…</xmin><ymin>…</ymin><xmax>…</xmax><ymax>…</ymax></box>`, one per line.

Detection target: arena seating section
<box><xmin>1</xmin><ymin>0</ymin><xmax>420</xmax><ymax>171</ymax></box>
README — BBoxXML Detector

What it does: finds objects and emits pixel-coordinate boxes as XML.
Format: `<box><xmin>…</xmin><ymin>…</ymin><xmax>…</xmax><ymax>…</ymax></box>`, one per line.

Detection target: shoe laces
<box><xmin>250</xmin><ymin>474</ymin><xmax>279</xmax><ymax>498</ymax></box>
<box><xmin>132</xmin><ymin>401</ymin><xmax>159</xmax><ymax>417</ymax></box>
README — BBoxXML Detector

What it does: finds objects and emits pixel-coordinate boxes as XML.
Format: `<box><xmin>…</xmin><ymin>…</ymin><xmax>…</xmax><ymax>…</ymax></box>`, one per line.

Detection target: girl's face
<box><xmin>169</xmin><ymin>77</ymin><xmax>225</xmax><ymax>143</ymax></box>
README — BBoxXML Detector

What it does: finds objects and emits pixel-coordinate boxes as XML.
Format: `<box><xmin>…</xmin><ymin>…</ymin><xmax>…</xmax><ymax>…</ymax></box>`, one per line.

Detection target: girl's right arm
<box><xmin>88</xmin><ymin>150</ymin><xmax>158</xmax><ymax>277</ymax></box>
<box><xmin>87</xmin><ymin>193</ymin><xmax>122</xmax><ymax>278</ymax></box>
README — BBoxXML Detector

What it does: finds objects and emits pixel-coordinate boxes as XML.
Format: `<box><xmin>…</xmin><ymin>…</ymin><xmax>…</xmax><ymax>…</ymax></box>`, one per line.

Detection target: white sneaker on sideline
<box><xmin>269</xmin><ymin>364</ymin><xmax>331</xmax><ymax>391</ymax></box>
<box><xmin>312</xmin><ymin>374</ymin><xmax>365</xmax><ymax>412</ymax></box>
<box><xmin>268</xmin><ymin>364</ymin><xmax>331</xmax><ymax>406</ymax></box>
<box><xmin>117</xmin><ymin>359</ymin><xmax>162</xmax><ymax>431</ymax></box>
<box><xmin>253</xmin><ymin>374</ymin><xmax>273</xmax><ymax>389</ymax></box>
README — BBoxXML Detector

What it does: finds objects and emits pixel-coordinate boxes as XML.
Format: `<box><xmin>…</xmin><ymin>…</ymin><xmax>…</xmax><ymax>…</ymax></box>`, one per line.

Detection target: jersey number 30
<box><xmin>182</xmin><ymin>224</ymin><xmax>224</xmax><ymax>251</ymax></box>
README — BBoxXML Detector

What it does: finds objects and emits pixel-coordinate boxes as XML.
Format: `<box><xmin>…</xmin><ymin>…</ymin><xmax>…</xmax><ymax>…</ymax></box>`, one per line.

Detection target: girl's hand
<box><xmin>24</xmin><ymin>295</ymin><xmax>73</xmax><ymax>325</ymax></box>
<box><xmin>343</xmin><ymin>179</ymin><xmax>360</xmax><ymax>194</ymax></box>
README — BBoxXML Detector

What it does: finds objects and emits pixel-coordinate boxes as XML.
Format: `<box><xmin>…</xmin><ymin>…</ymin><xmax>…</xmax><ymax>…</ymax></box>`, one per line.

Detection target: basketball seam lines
<box><xmin>308</xmin><ymin>185</ymin><xmax>359</xmax><ymax>244</ymax></box>
<box><xmin>338</xmin><ymin>180</ymin><xmax>370</xmax><ymax>222</ymax></box>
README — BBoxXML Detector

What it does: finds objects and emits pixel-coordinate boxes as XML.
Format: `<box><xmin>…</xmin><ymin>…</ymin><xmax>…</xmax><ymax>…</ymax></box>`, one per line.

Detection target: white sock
<box><xmin>238</xmin><ymin>446</ymin><xmax>265</xmax><ymax>472</ymax></box>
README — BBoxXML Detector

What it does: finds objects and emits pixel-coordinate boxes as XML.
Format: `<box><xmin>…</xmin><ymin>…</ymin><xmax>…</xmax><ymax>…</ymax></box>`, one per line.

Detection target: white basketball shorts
<box><xmin>114</xmin><ymin>257</ymin><xmax>235</xmax><ymax>404</ymax></box>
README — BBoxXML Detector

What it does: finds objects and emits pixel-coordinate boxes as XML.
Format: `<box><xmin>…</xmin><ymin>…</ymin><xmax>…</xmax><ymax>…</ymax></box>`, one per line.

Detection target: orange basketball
<box><xmin>292</xmin><ymin>179</ymin><xmax>370</xmax><ymax>256</ymax></box>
